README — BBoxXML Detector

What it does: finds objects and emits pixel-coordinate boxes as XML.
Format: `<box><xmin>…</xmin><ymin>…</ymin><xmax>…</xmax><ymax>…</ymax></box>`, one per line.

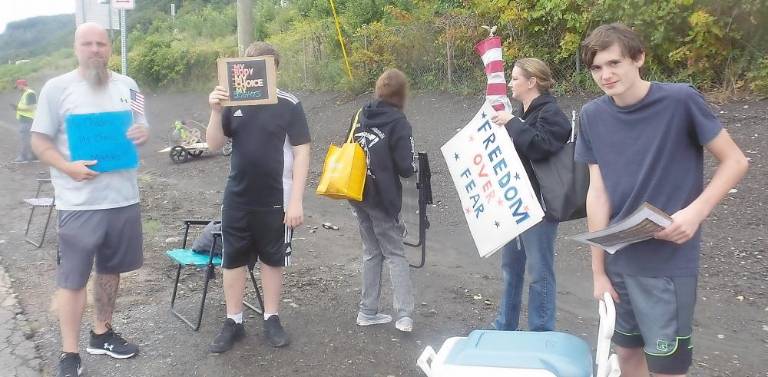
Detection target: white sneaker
<box><xmin>356</xmin><ymin>312</ymin><xmax>392</xmax><ymax>326</ymax></box>
<box><xmin>395</xmin><ymin>317</ymin><xmax>413</xmax><ymax>332</ymax></box>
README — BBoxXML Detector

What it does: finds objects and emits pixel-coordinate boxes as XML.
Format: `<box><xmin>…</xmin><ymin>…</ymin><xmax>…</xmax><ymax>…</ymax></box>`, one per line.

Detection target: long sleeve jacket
<box><xmin>504</xmin><ymin>93</ymin><xmax>571</xmax><ymax>200</ymax></box>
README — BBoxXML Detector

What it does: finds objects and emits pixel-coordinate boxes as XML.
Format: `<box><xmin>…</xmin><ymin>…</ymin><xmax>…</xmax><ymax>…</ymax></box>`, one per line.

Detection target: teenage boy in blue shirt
<box><xmin>576</xmin><ymin>23</ymin><xmax>748</xmax><ymax>376</ymax></box>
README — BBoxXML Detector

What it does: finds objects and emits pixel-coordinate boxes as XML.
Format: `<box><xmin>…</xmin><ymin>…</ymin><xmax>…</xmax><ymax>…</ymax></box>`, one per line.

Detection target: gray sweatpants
<box><xmin>352</xmin><ymin>204</ymin><xmax>414</xmax><ymax>319</ymax></box>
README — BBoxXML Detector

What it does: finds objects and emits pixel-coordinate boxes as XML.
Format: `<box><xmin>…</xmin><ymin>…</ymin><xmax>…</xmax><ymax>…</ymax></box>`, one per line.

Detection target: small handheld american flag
<box><xmin>130</xmin><ymin>89</ymin><xmax>145</xmax><ymax>116</ymax></box>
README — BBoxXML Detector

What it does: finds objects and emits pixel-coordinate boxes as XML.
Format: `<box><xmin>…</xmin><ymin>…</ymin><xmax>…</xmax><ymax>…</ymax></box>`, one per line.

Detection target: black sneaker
<box><xmin>57</xmin><ymin>352</ymin><xmax>82</xmax><ymax>377</ymax></box>
<box><xmin>86</xmin><ymin>324</ymin><xmax>139</xmax><ymax>359</ymax></box>
<box><xmin>209</xmin><ymin>318</ymin><xmax>245</xmax><ymax>353</ymax></box>
<box><xmin>263</xmin><ymin>315</ymin><xmax>289</xmax><ymax>347</ymax></box>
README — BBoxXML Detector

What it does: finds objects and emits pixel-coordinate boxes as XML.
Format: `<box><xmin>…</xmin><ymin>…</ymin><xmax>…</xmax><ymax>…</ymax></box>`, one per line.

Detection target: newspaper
<box><xmin>570</xmin><ymin>202</ymin><xmax>673</xmax><ymax>254</ymax></box>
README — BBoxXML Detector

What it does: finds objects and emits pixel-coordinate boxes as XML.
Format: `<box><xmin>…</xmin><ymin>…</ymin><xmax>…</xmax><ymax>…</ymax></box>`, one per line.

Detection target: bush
<box><xmin>748</xmin><ymin>57</ymin><xmax>768</xmax><ymax>97</ymax></box>
<box><xmin>128</xmin><ymin>34</ymin><xmax>235</xmax><ymax>90</ymax></box>
<box><xmin>124</xmin><ymin>3</ymin><xmax>238</xmax><ymax>90</ymax></box>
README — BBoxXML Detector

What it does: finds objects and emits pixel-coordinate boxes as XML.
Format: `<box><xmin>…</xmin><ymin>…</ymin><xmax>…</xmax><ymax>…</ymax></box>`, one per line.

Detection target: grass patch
<box><xmin>142</xmin><ymin>218</ymin><xmax>162</xmax><ymax>238</ymax></box>
<box><xmin>0</xmin><ymin>49</ymin><xmax>75</xmax><ymax>90</ymax></box>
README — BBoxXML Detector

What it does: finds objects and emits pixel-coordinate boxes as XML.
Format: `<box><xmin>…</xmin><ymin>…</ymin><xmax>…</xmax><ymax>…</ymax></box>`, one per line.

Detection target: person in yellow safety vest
<box><xmin>12</xmin><ymin>79</ymin><xmax>37</xmax><ymax>162</ymax></box>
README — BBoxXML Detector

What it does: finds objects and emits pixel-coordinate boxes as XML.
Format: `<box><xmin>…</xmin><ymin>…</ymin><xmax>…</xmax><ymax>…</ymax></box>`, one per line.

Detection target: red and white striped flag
<box><xmin>130</xmin><ymin>89</ymin><xmax>145</xmax><ymax>116</ymax></box>
<box><xmin>474</xmin><ymin>36</ymin><xmax>512</xmax><ymax>113</ymax></box>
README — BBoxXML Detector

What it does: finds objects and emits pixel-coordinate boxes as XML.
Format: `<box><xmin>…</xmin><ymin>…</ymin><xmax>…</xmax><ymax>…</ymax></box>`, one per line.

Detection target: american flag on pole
<box><xmin>474</xmin><ymin>35</ymin><xmax>513</xmax><ymax>113</ymax></box>
<box><xmin>130</xmin><ymin>89</ymin><xmax>145</xmax><ymax>116</ymax></box>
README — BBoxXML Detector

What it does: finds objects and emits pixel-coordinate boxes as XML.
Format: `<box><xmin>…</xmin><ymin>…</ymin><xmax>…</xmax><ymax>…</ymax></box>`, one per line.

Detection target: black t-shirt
<box><xmin>222</xmin><ymin>89</ymin><xmax>311</xmax><ymax>209</ymax></box>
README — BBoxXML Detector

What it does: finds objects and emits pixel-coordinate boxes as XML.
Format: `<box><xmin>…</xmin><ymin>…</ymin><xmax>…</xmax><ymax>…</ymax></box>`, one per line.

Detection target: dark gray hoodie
<box><xmin>347</xmin><ymin>100</ymin><xmax>416</xmax><ymax>218</ymax></box>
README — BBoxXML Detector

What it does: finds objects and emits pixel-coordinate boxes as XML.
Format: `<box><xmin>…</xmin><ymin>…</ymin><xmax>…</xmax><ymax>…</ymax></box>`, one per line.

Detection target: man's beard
<box><xmin>83</xmin><ymin>58</ymin><xmax>109</xmax><ymax>87</ymax></box>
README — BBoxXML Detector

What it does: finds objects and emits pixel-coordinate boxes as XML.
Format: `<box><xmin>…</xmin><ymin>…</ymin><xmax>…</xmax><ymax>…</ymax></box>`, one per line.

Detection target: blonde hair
<box><xmin>375</xmin><ymin>68</ymin><xmax>409</xmax><ymax>109</ymax></box>
<box><xmin>514</xmin><ymin>58</ymin><xmax>555</xmax><ymax>93</ymax></box>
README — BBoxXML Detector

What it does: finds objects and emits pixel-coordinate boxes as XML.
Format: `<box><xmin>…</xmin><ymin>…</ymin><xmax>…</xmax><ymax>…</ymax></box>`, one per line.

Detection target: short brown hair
<box><xmin>581</xmin><ymin>22</ymin><xmax>644</xmax><ymax>67</ymax></box>
<box><xmin>375</xmin><ymin>68</ymin><xmax>409</xmax><ymax>109</ymax></box>
<box><xmin>514</xmin><ymin>58</ymin><xmax>555</xmax><ymax>93</ymax></box>
<box><xmin>244</xmin><ymin>41</ymin><xmax>280</xmax><ymax>69</ymax></box>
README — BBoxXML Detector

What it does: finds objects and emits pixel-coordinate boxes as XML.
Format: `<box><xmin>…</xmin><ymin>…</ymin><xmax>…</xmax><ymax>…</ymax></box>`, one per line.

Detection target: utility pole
<box><xmin>236</xmin><ymin>0</ymin><xmax>253</xmax><ymax>55</ymax></box>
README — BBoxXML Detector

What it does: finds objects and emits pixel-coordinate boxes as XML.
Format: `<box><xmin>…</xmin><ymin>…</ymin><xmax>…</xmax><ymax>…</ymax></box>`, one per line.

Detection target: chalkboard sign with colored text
<box><xmin>217</xmin><ymin>56</ymin><xmax>278</xmax><ymax>106</ymax></box>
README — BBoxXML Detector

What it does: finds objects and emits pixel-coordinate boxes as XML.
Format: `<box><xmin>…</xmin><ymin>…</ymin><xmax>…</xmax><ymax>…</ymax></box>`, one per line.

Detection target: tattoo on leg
<box><xmin>94</xmin><ymin>274</ymin><xmax>120</xmax><ymax>324</ymax></box>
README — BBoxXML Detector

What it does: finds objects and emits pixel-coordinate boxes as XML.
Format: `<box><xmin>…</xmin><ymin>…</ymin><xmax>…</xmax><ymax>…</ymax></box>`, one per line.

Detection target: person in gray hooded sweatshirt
<box><xmin>349</xmin><ymin>68</ymin><xmax>417</xmax><ymax>332</ymax></box>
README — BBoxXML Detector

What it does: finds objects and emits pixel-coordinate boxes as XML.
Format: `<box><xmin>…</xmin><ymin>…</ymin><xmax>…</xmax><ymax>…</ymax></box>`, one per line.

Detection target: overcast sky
<box><xmin>0</xmin><ymin>0</ymin><xmax>76</xmax><ymax>34</ymax></box>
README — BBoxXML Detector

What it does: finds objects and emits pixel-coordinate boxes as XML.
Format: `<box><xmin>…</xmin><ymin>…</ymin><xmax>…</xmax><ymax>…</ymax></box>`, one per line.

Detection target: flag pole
<box><xmin>328</xmin><ymin>0</ymin><xmax>353</xmax><ymax>80</ymax></box>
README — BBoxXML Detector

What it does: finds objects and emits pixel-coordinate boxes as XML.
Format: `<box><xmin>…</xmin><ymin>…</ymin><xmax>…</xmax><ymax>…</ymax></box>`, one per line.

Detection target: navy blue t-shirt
<box><xmin>575</xmin><ymin>82</ymin><xmax>722</xmax><ymax>277</ymax></box>
<box><xmin>222</xmin><ymin>89</ymin><xmax>311</xmax><ymax>210</ymax></box>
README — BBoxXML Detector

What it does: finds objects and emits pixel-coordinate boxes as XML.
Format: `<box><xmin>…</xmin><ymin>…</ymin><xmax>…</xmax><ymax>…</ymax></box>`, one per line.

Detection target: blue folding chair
<box><xmin>167</xmin><ymin>220</ymin><xmax>264</xmax><ymax>330</ymax></box>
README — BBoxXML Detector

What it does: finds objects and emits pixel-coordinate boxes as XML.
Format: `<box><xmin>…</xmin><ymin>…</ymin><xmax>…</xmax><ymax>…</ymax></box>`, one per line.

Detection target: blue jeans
<box><xmin>493</xmin><ymin>218</ymin><xmax>558</xmax><ymax>331</ymax></box>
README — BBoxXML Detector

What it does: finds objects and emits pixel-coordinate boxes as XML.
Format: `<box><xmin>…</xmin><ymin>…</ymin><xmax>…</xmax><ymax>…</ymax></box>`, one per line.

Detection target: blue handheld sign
<box><xmin>66</xmin><ymin>110</ymin><xmax>138</xmax><ymax>173</ymax></box>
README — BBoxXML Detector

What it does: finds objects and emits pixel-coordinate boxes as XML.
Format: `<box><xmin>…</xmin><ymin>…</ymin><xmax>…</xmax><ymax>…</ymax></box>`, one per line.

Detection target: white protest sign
<box><xmin>112</xmin><ymin>0</ymin><xmax>135</xmax><ymax>10</ymax></box>
<box><xmin>441</xmin><ymin>102</ymin><xmax>544</xmax><ymax>258</ymax></box>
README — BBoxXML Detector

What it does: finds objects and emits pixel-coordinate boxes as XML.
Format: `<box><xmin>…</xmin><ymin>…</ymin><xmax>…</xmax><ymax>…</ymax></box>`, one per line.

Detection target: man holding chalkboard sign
<box><xmin>206</xmin><ymin>42</ymin><xmax>311</xmax><ymax>353</ymax></box>
<box><xmin>30</xmin><ymin>22</ymin><xmax>149</xmax><ymax>377</ymax></box>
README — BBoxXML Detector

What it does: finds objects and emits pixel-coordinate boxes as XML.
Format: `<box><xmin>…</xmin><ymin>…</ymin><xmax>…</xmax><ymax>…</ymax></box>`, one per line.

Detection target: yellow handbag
<box><xmin>316</xmin><ymin>109</ymin><xmax>367</xmax><ymax>201</ymax></box>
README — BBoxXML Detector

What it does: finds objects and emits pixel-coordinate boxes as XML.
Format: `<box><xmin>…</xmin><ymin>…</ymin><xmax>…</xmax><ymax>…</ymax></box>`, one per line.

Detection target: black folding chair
<box><xmin>403</xmin><ymin>152</ymin><xmax>433</xmax><ymax>268</ymax></box>
<box><xmin>167</xmin><ymin>220</ymin><xmax>264</xmax><ymax>331</ymax></box>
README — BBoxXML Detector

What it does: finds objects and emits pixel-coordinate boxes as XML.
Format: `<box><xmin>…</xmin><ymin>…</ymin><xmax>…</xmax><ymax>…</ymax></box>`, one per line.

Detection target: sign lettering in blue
<box><xmin>65</xmin><ymin>111</ymin><xmax>138</xmax><ymax>173</ymax></box>
<box><xmin>441</xmin><ymin>102</ymin><xmax>544</xmax><ymax>258</ymax></box>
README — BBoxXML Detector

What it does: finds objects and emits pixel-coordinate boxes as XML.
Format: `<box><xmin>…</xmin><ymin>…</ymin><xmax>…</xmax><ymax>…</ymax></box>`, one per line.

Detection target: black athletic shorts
<box><xmin>221</xmin><ymin>206</ymin><xmax>291</xmax><ymax>268</ymax></box>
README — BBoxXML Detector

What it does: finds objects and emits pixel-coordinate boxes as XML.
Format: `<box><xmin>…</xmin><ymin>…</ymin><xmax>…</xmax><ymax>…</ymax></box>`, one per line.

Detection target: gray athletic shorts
<box><xmin>57</xmin><ymin>204</ymin><xmax>143</xmax><ymax>289</ymax></box>
<box><xmin>608</xmin><ymin>271</ymin><xmax>697</xmax><ymax>375</ymax></box>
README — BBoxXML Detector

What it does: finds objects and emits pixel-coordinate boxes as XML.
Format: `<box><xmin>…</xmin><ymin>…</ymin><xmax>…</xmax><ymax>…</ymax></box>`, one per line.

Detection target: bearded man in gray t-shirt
<box><xmin>30</xmin><ymin>22</ymin><xmax>149</xmax><ymax>377</ymax></box>
<box><xmin>575</xmin><ymin>23</ymin><xmax>748</xmax><ymax>377</ymax></box>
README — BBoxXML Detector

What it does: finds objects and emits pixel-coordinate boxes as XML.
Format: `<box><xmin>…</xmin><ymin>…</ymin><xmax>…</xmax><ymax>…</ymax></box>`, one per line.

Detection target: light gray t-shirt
<box><xmin>575</xmin><ymin>82</ymin><xmax>722</xmax><ymax>277</ymax></box>
<box><xmin>31</xmin><ymin>70</ymin><xmax>149</xmax><ymax>210</ymax></box>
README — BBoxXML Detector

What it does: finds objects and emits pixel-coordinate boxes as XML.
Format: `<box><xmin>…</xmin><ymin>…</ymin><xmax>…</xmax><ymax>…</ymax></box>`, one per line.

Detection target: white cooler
<box><xmin>418</xmin><ymin>294</ymin><xmax>622</xmax><ymax>377</ymax></box>
<box><xmin>418</xmin><ymin>330</ymin><xmax>593</xmax><ymax>377</ymax></box>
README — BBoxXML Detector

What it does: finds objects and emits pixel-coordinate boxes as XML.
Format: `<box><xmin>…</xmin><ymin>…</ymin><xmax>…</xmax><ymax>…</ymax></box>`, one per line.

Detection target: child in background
<box><xmin>350</xmin><ymin>69</ymin><xmax>417</xmax><ymax>332</ymax></box>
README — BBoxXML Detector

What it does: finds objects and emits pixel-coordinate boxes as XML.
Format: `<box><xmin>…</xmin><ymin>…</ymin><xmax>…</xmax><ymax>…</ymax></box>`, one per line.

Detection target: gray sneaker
<box><xmin>395</xmin><ymin>317</ymin><xmax>413</xmax><ymax>332</ymax></box>
<box><xmin>356</xmin><ymin>312</ymin><xmax>392</xmax><ymax>326</ymax></box>
<box><xmin>86</xmin><ymin>325</ymin><xmax>139</xmax><ymax>359</ymax></box>
<box><xmin>57</xmin><ymin>352</ymin><xmax>82</xmax><ymax>377</ymax></box>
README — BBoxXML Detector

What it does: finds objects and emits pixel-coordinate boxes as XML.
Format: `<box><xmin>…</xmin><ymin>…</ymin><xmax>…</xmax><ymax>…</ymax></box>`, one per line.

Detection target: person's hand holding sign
<box><xmin>209</xmin><ymin>86</ymin><xmax>229</xmax><ymax>113</ymax></box>
<box><xmin>64</xmin><ymin>160</ymin><xmax>99</xmax><ymax>182</ymax></box>
<box><xmin>491</xmin><ymin>111</ymin><xmax>515</xmax><ymax>126</ymax></box>
<box><xmin>127</xmin><ymin>124</ymin><xmax>149</xmax><ymax>146</ymax></box>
